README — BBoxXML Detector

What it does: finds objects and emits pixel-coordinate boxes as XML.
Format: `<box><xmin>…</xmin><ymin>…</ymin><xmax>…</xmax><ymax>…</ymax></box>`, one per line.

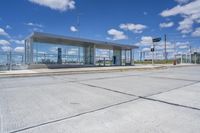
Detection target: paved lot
<box><xmin>0</xmin><ymin>65</ymin><xmax>200</xmax><ymax>133</ymax></box>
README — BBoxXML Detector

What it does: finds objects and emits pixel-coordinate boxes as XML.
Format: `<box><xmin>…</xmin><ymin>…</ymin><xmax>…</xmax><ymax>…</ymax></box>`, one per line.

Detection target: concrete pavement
<box><xmin>0</xmin><ymin>65</ymin><xmax>200</xmax><ymax>133</ymax></box>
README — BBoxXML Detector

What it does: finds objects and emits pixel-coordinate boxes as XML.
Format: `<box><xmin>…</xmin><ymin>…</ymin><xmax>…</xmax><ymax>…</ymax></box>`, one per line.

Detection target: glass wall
<box><xmin>32</xmin><ymin>42</ymin><xmax>85</xmax><ymax>65</ymax></box>
<box><xmin>121</xmin><ymin>49</ymin><xmax>131</xmax><ymax>65</ymax></box>
<box><xmin>95</xmin><ymin>48</ymin><xmax>113</xmax><ymax>66</ymax></box>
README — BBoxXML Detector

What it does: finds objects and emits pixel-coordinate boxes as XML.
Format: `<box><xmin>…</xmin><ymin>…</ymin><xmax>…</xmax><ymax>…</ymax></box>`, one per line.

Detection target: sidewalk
<box><xmin>0</xmin><ymin>64</ymin><xmax>196</xmax><ymax>78</ymax></box>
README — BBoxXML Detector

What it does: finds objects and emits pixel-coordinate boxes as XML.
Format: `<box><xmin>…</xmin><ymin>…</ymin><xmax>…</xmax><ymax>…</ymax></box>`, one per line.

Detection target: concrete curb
<box><xmin>0</xmin><ymin>66</ymin><xmax>166</xmax><ymax>78</ymax></box>
<box><xmin>0</xmin><ymin>64</ymin><xmax>198</xmax><ymax>78</ymax></box>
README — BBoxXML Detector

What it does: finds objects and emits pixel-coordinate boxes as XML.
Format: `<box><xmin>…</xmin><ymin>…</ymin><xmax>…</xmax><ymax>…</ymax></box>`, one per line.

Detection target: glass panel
<box><xmin>32</xmin><ymin>42</ymin><xmax>84</xmax><ymax>65</ymax></box>
<box><xmin>95</xmin><ymin>48</ymin><xmax>113</xmax><ymax>66</ymax></box>
<box><xmin>125</xmin><ymin>50</ymin><xmax>131</xmax><ymax>64</ymax></box>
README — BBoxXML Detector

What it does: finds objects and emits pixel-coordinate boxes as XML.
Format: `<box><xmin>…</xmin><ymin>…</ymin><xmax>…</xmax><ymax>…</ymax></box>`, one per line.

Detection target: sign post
<box><xmin>151</xmin><ymin>37</ymin><xmax>161</xmax><ymax>65</ymax></box>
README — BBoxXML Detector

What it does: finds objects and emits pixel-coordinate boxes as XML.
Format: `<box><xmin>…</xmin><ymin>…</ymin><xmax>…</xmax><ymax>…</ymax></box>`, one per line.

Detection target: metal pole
<box><xmin>9</xmin><ymin>49</ymin><xmax>12</xmax><ymax>71</ymax></box>
<box><xmin>164</xmin><ymin>34</ymin><xmax>167</xmax><ymax>62</ymax></box>
<box><xmin>152</xmin><ymin>42</ymin><xmax>154</xmax><ymax>65</ymax></box>
<box><xmin>77</xmin><ymin>14</ymin><xmax>80</xmax><ymax>37</ymax></box>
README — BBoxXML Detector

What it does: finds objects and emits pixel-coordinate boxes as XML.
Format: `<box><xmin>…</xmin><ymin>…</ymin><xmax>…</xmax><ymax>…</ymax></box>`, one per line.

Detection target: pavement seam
<box><xmin>80</xmin><ymin>81</ymin><xmax>200</xmax><ymax>111</ymax></box>
<box><xmin>144</xmin><ymin>81</ymin><xmax>200</xmax><ymax>97</ymax></box>
<box><xmin>9</xmin><ymin>98</ymin><xmax>139</xmax><ymax>133</ymax></box>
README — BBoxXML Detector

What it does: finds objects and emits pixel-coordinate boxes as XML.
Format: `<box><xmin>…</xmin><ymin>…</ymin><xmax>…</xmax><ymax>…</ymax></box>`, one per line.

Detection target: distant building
<box><xmin>25</xmin><ymin>32</ymin><xmax>138</xmax><ymax>68</ymax></box>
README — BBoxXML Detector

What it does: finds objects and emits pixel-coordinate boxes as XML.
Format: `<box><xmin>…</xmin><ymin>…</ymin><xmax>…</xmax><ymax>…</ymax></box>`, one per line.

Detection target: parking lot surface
<box><xmin>0</xmin><ymin>65</ymin><xmax>200</xmax><ymax>133</ymax></box>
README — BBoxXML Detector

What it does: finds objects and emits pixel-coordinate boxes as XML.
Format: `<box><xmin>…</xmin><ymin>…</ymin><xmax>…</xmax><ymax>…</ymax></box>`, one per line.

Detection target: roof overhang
<box><xmin>26</xmin><ymin>32</ymin><xmax>139</xmax><ymax>50</ymax></box>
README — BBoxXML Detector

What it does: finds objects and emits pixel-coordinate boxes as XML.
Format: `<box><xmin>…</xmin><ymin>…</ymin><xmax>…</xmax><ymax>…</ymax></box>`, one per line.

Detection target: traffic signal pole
<box><xmin>151</xmin><ymin>37</ymin><xmax>161</xmax><ymax>65</ymax></box>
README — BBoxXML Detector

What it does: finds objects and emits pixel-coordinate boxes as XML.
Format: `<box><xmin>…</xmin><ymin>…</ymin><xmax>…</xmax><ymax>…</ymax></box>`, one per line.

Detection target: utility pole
<box><xmin>77</xmin><ymin>14</ymin><xmax>80</xmax><ymax>37</ymax></box>
<box><xmin>164</xmin><ymin>34</ymin><xmax>167</xmax><ymax>62</ymax></box>
<box><xmin>76</xmin><ymin>13</ymin><xmax>83</xmax><ymax>38</ymax></box>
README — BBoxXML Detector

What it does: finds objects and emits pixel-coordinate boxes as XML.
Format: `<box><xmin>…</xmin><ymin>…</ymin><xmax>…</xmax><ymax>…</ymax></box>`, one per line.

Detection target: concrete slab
<box><xmin>146</xmin><ymin>67</ymin><xmax>200</xmax><ymax>81</ymax></box>
<box><xmin>150</xmin><ymin>82</ymin><xmax>200</xmax><ymax>109</ymax></box>
<box><xmin>81</xmin><ymin>76</ymin><xmax>193</xmax><ymax>97</ymax></box>
<box><xmin>0</xmin><ymin>65</ymin><xmax>200</xmax><ymax>133</ymax></box>
<box><xmin>17</xmin><ymin>99</ymin><xmax>200</xmax><ymax>133</ymax></box>
<box><xmin>0</xmin><ymin>83</ymin><xmax>134</xmax><ymax>133</ymax></box>
<box><xmin>0</xmin><ymin>76</ymin><xmax>72</xmax><ymax>89</ymax></box>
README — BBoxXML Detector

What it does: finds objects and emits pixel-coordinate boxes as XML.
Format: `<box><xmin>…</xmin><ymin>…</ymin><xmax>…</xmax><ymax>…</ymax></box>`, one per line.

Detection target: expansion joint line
<box><xmin>9</xmin><ymin>98</ymin><xmax>139</xmax><ymax>133</ymax></box>
<box><xmin>80</xmin><ymin>81</ymin><xmax>200</xmax><ymax>111</ymax></box>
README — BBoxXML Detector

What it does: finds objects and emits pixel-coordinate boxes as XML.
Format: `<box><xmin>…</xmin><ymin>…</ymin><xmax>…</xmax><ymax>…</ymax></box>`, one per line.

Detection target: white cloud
<box><xmin>107</xmin><ymin>29</ymin><xmax>128</xmax><ymax>40</ymax></box>
<box><xmin>192</xmin><ymin>27</ymin><xmax>200</xmax><ymax>37</ymax></box>
<box><xmin>70</xmin><ymin>26</ymin><xmax>78</xmax><ymax>32</ymax></box>
<box><xmin>160</xmin><ymin>22</ymin><xmax>174</xmax><ymax>28</ymax></box>
<box><xmin>176</xmin><ymin>41</ymin><xmax>189</xmax><ymax>49</ymax></box>
<box><xmin>160</xmin><ymin>1</ymin><xmax>200</xmax><ymax>17</ymax></box>
<box><xmin>29</xmin><ymin>0</ymin><xmax>75</xmax><ymax>11</ymax></box>
<box><xmin>0</xmin><ymin>28</ymin><xmax>8</xmax><ymax>36</ymax></box>
<box><xmin>25</xmin><ymin>22</ymin><xmax>43</xmax><ymax>28</ymax></box>
<box><xmin>14</xmin><ymin>47</ymin><xmax>24</xmax><ymax>53</ymax></box>
<box><xmin>1</xmin><ymin>46</ymin><xmax>12</xmax><ymax>52</ymax></box>
<box><xmin>176</xmin><ymin>41</ymin><xmax>189</xmax><ymax>46</ymax></box>
<box><xmin>140</xmin><ymin>36</ymin><xmax>153</xmax><ymax>45</ymax></box>
<box><xmin>160</xmin><ymin>0</ymin><xmax>200</xmax><ymax>35</ymax></box>
<box><xmin>177</xmin><ymin>17</ymin><xmax>193</xmax><ymax>33</ymax></box>
<box><xmin>175</xmin><ymin>0</ymin><xmax>191</xmax><ymax>4</ymax></box>
<box><xmin>179</xmin><ymin>45</ymin><xmax>188</xmax><ymax>49</ymax></box>
<box><xmin>10</xmin><ymin>39</ymin><xmax>25</xmax><ymax>45</ymax></box>
<box><xmin>119</xmin><ymin>23</ymin><xmax>147</xmax><ymax>33</ymax></box>
<box><xmin>0</xmin><ymin>40</ymin><xmax>10</xmax><ymax>45</ymax></box>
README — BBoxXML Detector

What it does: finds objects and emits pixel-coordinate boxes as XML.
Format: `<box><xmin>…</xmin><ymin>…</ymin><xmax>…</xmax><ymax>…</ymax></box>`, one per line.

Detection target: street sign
<box><xmin>152</xmin><ymin>38</ymin><xmax>161</xmax><ymax>42</ymax></box>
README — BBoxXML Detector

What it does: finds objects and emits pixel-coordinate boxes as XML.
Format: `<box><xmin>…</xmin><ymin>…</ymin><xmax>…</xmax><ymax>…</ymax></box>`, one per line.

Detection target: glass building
<box><xmin>25</xmin><ymin>32</ymin><xmax>138</xmax><ymax>68</ymax></box>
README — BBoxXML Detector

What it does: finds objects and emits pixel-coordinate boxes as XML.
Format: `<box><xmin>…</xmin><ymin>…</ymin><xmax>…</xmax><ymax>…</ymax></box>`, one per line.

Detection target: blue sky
<box><xmin>0</xmin><ymin>0</ymin><xmax>200</xmax><ymax>58</ymax></box>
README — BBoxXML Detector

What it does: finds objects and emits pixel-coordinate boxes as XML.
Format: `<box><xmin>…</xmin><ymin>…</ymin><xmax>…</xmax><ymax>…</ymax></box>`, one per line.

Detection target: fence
<box><xmin>0</xmin><ymin>52</ymin><xmax>27</xmax><ymax>71</ymax></box>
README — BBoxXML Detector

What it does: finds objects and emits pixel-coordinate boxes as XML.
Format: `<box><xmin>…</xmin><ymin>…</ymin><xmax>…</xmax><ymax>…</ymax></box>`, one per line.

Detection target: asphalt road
<box><xmin>0</xmin><ymin>65</ymin><xmax>200</xmax><ymax>133</ymax></box>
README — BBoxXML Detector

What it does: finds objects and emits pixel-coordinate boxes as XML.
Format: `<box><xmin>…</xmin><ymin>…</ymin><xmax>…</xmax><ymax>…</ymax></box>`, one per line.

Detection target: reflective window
<box><xmin>32</xmin><ymin>42</ymin><xmax>85</xmax><ymax>64</ymax></box>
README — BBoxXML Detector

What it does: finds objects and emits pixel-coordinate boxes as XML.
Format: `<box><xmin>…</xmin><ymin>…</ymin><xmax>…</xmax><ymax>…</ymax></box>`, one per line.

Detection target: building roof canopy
<box><xmin>27</xmin><ymin>32</ymin><xmax>138</xmax><ymax>50</ymax></box>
